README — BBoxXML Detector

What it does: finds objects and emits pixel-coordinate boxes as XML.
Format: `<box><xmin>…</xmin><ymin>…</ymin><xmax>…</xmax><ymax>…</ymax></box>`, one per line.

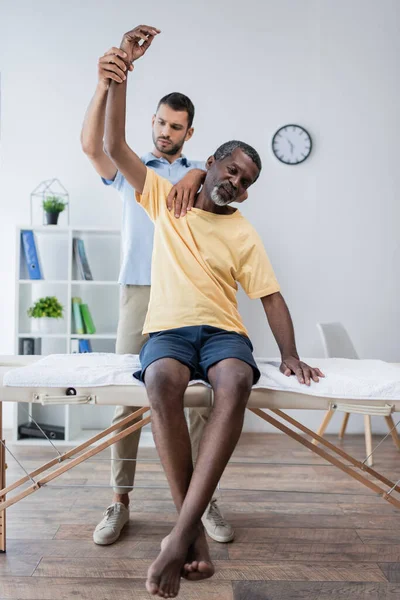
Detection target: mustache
<box><xmin>218</xmin><ymin>182</ymin><xmax>237</xmax><ymax>198</ymax></box>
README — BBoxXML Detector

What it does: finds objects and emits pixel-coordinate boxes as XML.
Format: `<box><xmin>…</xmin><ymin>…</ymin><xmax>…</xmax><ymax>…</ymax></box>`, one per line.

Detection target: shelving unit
<box><xmin>14</xmin><ymin>226</ymin><xmax>122</xmax><ymax>442</ymax></box>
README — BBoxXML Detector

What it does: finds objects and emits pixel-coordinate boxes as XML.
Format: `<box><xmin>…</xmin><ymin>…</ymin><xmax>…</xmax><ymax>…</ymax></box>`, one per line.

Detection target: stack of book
<box><xmin>72</xmin><ymin>297</ymin><xmax>96</xmax><ymax>352</ymax></box>
<box><xmin>19</xmin><ymin>337</ymin><xmax>41</xmax><ymax>355</ymax></box>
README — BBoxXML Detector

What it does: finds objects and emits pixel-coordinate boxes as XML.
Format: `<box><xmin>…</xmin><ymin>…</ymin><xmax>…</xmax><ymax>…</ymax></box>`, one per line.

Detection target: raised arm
<box><xmin>81</xmin><ymin>47</ymin><xmax>132</xmax><ymax>180</ymax></box>
<box><xmin>104</xmin><ymin>25</ymin><xmax>160</xmax><ymax>193</ymax></box>
<box><xmin>261</xmin><ymin>292</ymin><xmax>324</xmax><ymax>385</ymax></box>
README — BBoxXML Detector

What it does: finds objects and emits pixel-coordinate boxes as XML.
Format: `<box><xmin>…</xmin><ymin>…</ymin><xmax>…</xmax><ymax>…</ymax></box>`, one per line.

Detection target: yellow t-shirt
<box><xmin>136</xmin><ymin>168</ymin><xmax>280</xmax><ymax>337</ymax></box>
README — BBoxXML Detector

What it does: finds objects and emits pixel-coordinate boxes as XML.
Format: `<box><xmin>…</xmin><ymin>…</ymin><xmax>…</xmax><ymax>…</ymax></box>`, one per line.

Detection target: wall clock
<box><xmin>272</xmin><ymin>124</ymin><xmax>312</xmax><ymax>165</ymax></box>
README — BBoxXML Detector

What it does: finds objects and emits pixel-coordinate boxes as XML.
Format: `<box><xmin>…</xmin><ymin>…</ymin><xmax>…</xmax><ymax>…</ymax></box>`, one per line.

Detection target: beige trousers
<box><xmin>111</xmin><ymin>285</ymin><xmax>211</xmax><ymax>494</ymax></box>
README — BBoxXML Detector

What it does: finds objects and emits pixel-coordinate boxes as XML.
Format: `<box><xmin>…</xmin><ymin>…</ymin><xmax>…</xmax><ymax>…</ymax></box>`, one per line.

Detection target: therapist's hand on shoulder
<box><xmin>280</xmin><ymin>356</ymin><xmax>325</xmax><ymax>386</ymax></box>
<box><xmin>167</xmin><ymin>169</ymin><xmax>206</xmax><ymax>218</ymax></box>
<box><xmin>120</xmin><ymin>24</ymin><xmax>161</xmax><ymax>64</ymax></box>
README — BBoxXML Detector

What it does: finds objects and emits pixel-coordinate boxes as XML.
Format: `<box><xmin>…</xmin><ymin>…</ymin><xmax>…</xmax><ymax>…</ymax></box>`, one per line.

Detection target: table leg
<box><xmin>0</xmin><ymin>400</ymin><xmax>6</xmax><ymax>552</ymax></box>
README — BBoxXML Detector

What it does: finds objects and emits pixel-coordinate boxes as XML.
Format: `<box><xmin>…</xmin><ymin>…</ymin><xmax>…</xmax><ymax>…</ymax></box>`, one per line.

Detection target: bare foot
<box><xmin>146</xmin><ymin>530</ymin><xmax>191</xmax><ymax>598</ymax></box>
<box><xmin>182</xmin><ymin>528</ymin><xmax>215</xmax><ymax>581</ymax></box>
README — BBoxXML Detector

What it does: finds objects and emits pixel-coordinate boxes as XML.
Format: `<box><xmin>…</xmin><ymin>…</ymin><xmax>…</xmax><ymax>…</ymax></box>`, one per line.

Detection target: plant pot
<box><xmin>31</xmin><ymin>317</ymin><xmax>58</xmax><ymax>334</ymax></box>
<box><xmin>44</xmin><ymin>211</ymin><xmax>60</xmax><ymax>225</ymax></box>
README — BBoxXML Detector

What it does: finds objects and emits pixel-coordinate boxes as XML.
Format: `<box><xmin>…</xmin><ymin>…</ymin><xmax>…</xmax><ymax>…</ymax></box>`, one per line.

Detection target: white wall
<box><xmin>1</xmin><ymin>1</ymin><xmax>399</xmax><ymax>435</ymax></box>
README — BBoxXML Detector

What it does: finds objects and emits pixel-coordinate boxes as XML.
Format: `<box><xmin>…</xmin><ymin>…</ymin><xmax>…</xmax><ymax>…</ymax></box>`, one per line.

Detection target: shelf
<box><xmin>71</xmin><ymin>280</ymin><xmax>119</xmax><ymax>285</ymax></box>
<box><xmin>19</xmin><ymin>225</ymin><xmax>120</xmax><ymax>233</ymax></box>
<box><xmin>18</xmin><ymin>226</ymin><xmax>70</xmax><ymax>234</ymax></box>
<box><xmin>72</xmin><ymin>228</ymin><xmax>120</xmax><ymax>235</ymax></box>
<box><xmin>19</xmin><ymin>279</ymin><xmax>68</xmax><ymax>284</ymax></box>
<box><xmin>12</xmin><ymin>430</ymin><xmax>154</xmax><ymax>447</ymax></box>
<box><xmin>18</xmin><ymin>333</ymin><xmax>68</xmax><ymax>338</ymax></box>
<box><xmin>70</xmin><ymin>334</ymin><xmax>117</xmax><ymax>339</ymax></box>
<box><xmin>19</xmin><ymin>333</ymin><xmax>117</xmax><ymax>339</ymax></box>
<box><xmin>15</xmin><ymin>224</ymin><xmax>121</xmax><ymax>441</ymax></box>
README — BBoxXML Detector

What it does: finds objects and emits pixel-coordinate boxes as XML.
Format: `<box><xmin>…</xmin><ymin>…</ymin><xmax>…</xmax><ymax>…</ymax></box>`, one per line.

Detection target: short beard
<box><xmin>210</xmin><ymin>184</ymin><xmax>232</xmax><ymax>206</ymax></box>
<box><xmin>152</xmin><ymin>132</ymin><xmax>184</xmax><ymax>157</ymax></box>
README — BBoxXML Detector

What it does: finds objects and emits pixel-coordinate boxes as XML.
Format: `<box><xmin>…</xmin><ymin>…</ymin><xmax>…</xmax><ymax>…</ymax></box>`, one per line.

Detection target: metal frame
<box><xmin>1</xmin><ymin>400</ymin><xmax>400</xmax><ymax>553</ymax></box>
<box><xmin>0</xmin><ymin>400</ymin><xmax>5</xmax><ymax>552</ymax></box>
<box><xmin>30</xmin><ymin>178</ymin><xmax>70</xmax><ymax>226</ymax></box>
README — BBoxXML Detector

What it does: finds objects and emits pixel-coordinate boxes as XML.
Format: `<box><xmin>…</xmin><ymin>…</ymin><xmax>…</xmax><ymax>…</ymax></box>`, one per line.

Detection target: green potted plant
<box><xmin>27</xmin><ymin>296</ymin><xmax>64</xmax><ymax>333</ymax></box>
<box><xmin>42</xmin><ymin>195</ymin><xmax>68</xmax><ymax>225</ymax></box>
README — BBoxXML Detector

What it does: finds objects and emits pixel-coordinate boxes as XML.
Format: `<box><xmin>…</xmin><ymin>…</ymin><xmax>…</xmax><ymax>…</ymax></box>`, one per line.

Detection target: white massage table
<box><xmin>1</xmin><ymin>353</ymin><xmax>400</xmax><ymax>553</ymax></box>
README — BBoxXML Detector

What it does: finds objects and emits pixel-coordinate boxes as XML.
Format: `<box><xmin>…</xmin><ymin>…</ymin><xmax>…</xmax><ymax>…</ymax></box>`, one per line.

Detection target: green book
<box><xmin>80</xmin><ymin>303</ymin><xmax>96</xmax><ymax>334</ymax></box>
<box><xmin>72</xmin><ymin>297</ymin><xmax>84</xmax><ymax>334</ymax></box>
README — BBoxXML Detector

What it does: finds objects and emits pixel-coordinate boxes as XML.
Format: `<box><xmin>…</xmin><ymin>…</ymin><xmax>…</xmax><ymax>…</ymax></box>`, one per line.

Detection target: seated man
<box><xmin>105</xmin><ymin>26</ymin><xmax>323</xmax><ymax>600</ymax></box>
<box><xmin>81</xmin><ymin>28</ymin><xmax>235</xmax><ymax>546</ymax></box>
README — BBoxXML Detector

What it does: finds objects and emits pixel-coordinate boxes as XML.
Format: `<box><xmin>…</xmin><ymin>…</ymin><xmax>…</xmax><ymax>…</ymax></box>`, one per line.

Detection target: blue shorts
<box><xmin>133</xmin><ymin>325</ymin><xmax>260</xmax><ymax>384</ymax></box>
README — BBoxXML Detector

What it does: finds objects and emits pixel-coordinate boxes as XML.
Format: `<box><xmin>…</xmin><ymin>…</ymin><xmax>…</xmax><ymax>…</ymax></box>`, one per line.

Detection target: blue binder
<box><xmin>79</xmin><ymin>339</ymin><xmax>92</xmax><ymax>353</ymax></box>
<box><xmin>21</xmin><ymin>230</ymin><xmax>42</xmax><ymax>279</ymax></box>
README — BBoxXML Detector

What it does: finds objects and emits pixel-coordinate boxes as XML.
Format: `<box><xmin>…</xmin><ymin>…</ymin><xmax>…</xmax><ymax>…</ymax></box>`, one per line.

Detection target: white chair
<box><xmin>314</xmin><ymin>322</ymin><xmax>400</xmax><ymax>466</ymax></box>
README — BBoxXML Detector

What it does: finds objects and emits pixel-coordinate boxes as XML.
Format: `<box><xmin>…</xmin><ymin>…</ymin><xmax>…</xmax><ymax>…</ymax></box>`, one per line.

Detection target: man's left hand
<box><xmin>280</xmin><ymin>356</ymin><xmax>325</xmax><ymax>385</ymax></box>
<box><xmin>120</xmin><ymin>25</ymin><xmax>161</xmax><ymax>64</ymax></box>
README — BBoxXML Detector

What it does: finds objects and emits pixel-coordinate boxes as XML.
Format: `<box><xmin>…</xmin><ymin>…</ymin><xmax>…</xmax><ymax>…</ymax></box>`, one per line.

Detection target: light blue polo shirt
<box><xmin>103</xmin><ymin>153</ymin><xmax>205</xmax><ymax>285</ymax></box>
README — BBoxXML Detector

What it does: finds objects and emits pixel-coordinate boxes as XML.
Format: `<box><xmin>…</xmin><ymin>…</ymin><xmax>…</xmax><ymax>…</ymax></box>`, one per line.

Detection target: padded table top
<box><xmin>1</xmin><ymin>355</ymin><xmax>400</xmax><ymax>411</ymax></box>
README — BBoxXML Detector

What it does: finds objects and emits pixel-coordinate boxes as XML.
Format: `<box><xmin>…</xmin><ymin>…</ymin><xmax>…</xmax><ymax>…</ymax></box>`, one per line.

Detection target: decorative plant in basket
<box><xmin>42</xmin><ymin>195</ymin><xmax>68</xmax><ymax>225</ymax></box>
<box><xmin>27</xmin><ymin>296</ymin><xmax>64</xmax><ymax>333</ymax></box>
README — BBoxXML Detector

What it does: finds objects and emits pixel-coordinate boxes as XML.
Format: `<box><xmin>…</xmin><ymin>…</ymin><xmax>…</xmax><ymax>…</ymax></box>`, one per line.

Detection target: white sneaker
<box><xmin>201</xmin><ymin>498</ymin><xmax>234</xmax><ymax>543</ymax></box>
<box><xmin>93</xmin><ymin>502</ymin><xmax>130</xmax><ymax>545</ymax></box>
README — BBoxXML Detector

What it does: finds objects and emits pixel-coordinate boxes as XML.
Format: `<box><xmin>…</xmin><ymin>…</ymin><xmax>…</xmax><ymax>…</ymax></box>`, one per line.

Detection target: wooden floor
<box><xmin>1</xmin><ymin>429</ymin><xmax>400</xmax><ymax>599</ymax></box>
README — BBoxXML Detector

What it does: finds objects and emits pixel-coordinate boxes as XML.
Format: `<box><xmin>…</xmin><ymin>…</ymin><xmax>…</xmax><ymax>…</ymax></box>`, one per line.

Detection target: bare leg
<box><xmin>145</xmin><ymin>358</ymin><xmax>192</xmax><ymax>511</ymax></box>
<box><xmin>177</xmin><ymin>359</ymin><xmax>253</xmax><ymax>530</ymax></box>
<box><xmin>146</xmin><ymin>358</ymin><xmax>253</xmax><ymax>597</ymax></box>
<box><xmin>144</xmin><ymin>358</ymin><xmax>199</xmax><ymax>597</ymax></box>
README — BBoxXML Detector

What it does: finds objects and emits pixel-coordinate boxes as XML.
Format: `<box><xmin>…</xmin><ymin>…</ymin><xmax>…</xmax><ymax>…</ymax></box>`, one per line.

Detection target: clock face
<box><xmin>272</xmin><ymin>124</ymin><xmax>312</xmax><ymax>165</ymax></box>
